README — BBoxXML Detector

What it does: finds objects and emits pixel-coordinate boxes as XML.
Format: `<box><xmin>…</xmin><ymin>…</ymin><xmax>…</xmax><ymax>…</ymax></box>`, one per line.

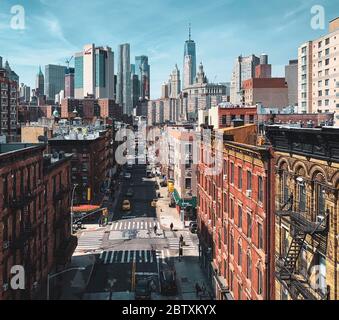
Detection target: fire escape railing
<box><xmin>275</xmin><ymin>194</ymin><xmax>329</xmax><ymax>300</ymax></box>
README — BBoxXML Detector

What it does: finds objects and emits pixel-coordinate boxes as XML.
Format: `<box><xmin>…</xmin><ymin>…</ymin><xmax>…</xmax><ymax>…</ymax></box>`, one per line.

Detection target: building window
<box><xmin>247</xmin><ymin>212</ymin><xmax>252</xmax><ymax>238</ymax></box>
<box><xmin>230</xmin><ymin>163</ymin><xmax>234</xmax><ymax>184</ymax></box>
<box><xmin>246</xmin><ymin>171</ymin><xmax>252</xmax><ymax>191</ymax></box>
<box><xmin>221</xmin><ymin>115</ymin><xmax>227</xmax><ymax>125</ymax></box>
<box><xmin>257</xmin><ymin>267</ymin><xmax>263</xmax><ymax>295</ymax></box>
<box><xmin>238</xmin><ymin>283</ymin><xmax>242</xmax><ymax>300</ymax></box>
<box><xmin>325</xmin><ymin>58</ymin><xmax>329</xmax><ymax>65</ymax></box>
<box><xmin>238</xmin><ymin>167</ymin><xmax>242</xmax><ymax>189</ymax></box>
<box><xmin>238</xmin><ymin>242</ymin><xmax>242</xmax><ymax>267</ymax></box>
<box><xmin>258</xmin><ymin>176</ymin><xmax>263</xmax><ymax>203</ymax></box>
<box><xmin>230</xmin><ymin>234</ymin><xmax>234</xmax><ymax>255</ymax></box>
<box><xmin>258</xmin><ymin>222</ymin><xmax>263</xmax><ymax>249</ymax></box>
<box><xmin>185</xmin><ymin>178</ymin><xmax>191</xmax><ymax>189</ymax></box>
<box><xmin>238</xmin><ymin>205</ymin><xmax>242</xmax><ymax>229</ymax></box>
<box><xmin>298</xmin><ymin>181</ymin><xmax>306</xmax><ymax>212</ymax></box>
<box><xmin>230</xmin><ymin>198</ymin><xmax>235</xmax><ymax>219</ymax></box>
<box><xmin>247</xmin><ymin>253</ymin><xmax>252</xmax><ymax>280</ymax></box>
<box><xmin>325</xmin><ymin>38</ymin><xmax>330</xmax><ymax>45</ymax></box>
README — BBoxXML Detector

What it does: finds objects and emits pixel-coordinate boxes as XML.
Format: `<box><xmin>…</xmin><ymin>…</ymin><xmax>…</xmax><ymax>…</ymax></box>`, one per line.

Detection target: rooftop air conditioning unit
<box><xmin>246</xmin><ymin>190</ymin><xmax>252</xmax><ymax>198</ymax></box>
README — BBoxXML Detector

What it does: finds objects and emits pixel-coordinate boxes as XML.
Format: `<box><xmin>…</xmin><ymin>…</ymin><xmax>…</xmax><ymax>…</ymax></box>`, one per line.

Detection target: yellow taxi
<box><xmin>122</xmin><ymin>200</ymin><xmax>131</xmax><ymax>211</ymax></box>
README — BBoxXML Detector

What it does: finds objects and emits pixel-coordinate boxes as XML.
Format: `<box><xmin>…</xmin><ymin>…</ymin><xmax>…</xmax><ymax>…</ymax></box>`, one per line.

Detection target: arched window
<box><xmin>314</xmin><ymin>173</ymin><xmax>326</xmax><ymax>217</ymax></box>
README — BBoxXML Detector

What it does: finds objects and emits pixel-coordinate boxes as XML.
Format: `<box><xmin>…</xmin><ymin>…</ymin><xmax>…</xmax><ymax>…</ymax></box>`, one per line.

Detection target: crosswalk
<box><xmin>110</xmin><ymin>220</ymin><xmax>161</xmax><ymax>231</ymax></box>
<box><xmin>75</xmin><ymin>230</ymin><xmax>105</xmax><ymax>252</ymax></box>
<box><xmin>168</xmin><ymin>236</ymin><xmax>197</xmax><ymax>251</ymax></box>
<box><xmin>99</xmin><ymin>249</ymin><xmax>170</xmax><ymax>265</ymax></box>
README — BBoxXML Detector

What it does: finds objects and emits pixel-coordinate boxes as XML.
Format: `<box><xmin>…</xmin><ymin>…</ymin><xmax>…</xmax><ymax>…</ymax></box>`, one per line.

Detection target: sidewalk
<box><xmin>155</xmin><ymin>177</ymin><xmax>184</xmax><ymax>231</ymax></box>
<box><xmin>174</xmin><ymin>256</ymin><xmax>213</xmax><ymax>300</ymax></box>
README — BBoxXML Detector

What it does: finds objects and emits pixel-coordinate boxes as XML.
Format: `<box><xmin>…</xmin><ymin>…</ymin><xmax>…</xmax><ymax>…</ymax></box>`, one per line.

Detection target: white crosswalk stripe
<box><xmin>110</xmin><ymin>220</ymin><xmax>162</xmax><ymax>231</ymax></box>
<box><xmin>75</xmin><ymin>231</ymin><xmax>104</xmax><ymax>252</ymax></box>
<box><xmin>168</xmin><ymin>236</ymin><xmax>197</xmax><ymax>250</ymax></box>
<box><xmin>99</xmin><ymin>249</ymin><xmax>170</xmax><ymax>264</ymax></box>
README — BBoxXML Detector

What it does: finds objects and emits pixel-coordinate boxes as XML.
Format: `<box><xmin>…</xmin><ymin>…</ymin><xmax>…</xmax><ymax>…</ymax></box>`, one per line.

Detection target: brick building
<box><xmin>266</xmin><ymin>125</ymin><xmax>339</xmax><ymax>300</ymax></box>
<box><xmin>198</xmin><ymin>104</ymin><xmax>258</xmax><ymax>129</ymax></box>
<box><xmin>197</xmin><ymin>124</ymin><xmax>275</xmax><ymax>300</ymax></box>
<box><xmin>243</xmin><ymin>78</ymin><xmax>288</xmax><ymax>109</ymax></box>
<box><xmin>61</xmin><ymin>97</ymin><xmax>122</xmax><ymax>121</ymax></box>
<box><xmin>48</xmin><ymin>125</ymin><xmax>114</xmax><ymax>204</ymax></box>
<box><xmin>0</xmin><ymin>67</ymin><xmax>18</xmax><ymax>142</ymax></box>
<box><xmin>0</xmin><ymin>144</ymin><xmax>75</xmax><ymax>300</ymax></box>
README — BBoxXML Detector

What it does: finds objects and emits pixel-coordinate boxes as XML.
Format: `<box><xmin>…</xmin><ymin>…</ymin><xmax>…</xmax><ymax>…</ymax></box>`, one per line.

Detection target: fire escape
<box><xmin>276</xmin><ymin>194</ymin><xmax>330</xmax><ymax>300</ymax></box>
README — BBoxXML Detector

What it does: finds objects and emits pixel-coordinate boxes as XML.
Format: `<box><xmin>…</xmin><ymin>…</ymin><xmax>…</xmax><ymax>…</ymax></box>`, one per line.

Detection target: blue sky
<box><xmin>0</xmin><ymin>0</ymin><xmax>337</xmax><ymax>99</ymax></box>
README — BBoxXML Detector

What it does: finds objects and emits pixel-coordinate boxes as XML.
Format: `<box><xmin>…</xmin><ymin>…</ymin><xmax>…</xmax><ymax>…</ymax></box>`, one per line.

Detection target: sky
<box><xmin>0</xmin><ymin>0</ymin><xmax>337</xmax><ymax>99</ymax></box>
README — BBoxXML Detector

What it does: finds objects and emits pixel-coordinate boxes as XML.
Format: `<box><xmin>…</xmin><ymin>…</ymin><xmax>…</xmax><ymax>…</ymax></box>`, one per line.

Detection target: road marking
<box><xmin>99</xmin><ymin>251</ymin><xmax>104</xmax><ymax>260</ymax></box>
<box><xmin>118</xmin><ymin>222</ymin><xmax>123</xmax><ymax>230</ymax></box>
<box><xmin>121</xmin><ymin>250</ymin><xmax>126</xmax><ymax>263</ymax></box>
<box><xmin>128</xmin><ymin>221</ymin><xmax>131</xmax><ymax>229</ymax></box>
<box><xmin>162</xmin><ymin>250</ymin><xmax>165</xmax><ymax>260</ymax></box>
<box><xmin>157</xmin><ymin>222</ymin><xmax>160</xmax><ymax>230</ymax></box>
<box><xmin>132</xmin><ymin>221</ymin><xmax>136</xmax><ymax>229</ymax></box>
<box><xmin>114</xmin><ymin>223</ymin><xmax>118</xmax><ymax>230</ymax></box>
<box><xmin>150</xmin><ymin>251</ymin><xmax>154</xmax><ymax>263</ymax></box>
<box><xmin>104</xmin><ymin>251</ymin><xmax>110</xmax><ymax>264</ymax></box>
<box><xmin>137</xmin><ymin>222</ymin><xmax>140</xmax><ymax>229</ymax></box>
<box><xmin>144</xmin><ymin>250</ymin><xmax>148</xmax><ymax>263</ymax></box>
<box><xmin>110</xmin><ymin>251</ymin><xmax>115</xmax><ymax>264</ymax></box>
<box><xmin>133</xmin><ymin>250</ymin><xmax>136</xmax><ymax>262</ymax></box>
<box><xmin>127</xmin><ymin>250</ymin><xmax>131</xmax><ymax>263</ymax></box>
<box><xmin>139</xmin><ymin>250</ymin><xmax>143</xmax><ymax>263</ymax></box>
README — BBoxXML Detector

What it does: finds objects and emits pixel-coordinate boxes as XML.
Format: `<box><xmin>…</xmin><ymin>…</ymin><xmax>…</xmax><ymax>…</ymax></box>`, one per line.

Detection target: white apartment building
<box><xmin>298</xmin><ymin>17</ymin><xmax>339</xmax><ymax>124</ymax></box>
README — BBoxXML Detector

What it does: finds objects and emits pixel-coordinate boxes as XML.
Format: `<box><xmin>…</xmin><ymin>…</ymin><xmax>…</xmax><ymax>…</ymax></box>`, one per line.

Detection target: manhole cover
<box><xmin>181</xmin><ymin>277</ymin><xmax>188</xmax><ymax>283</ymax></box>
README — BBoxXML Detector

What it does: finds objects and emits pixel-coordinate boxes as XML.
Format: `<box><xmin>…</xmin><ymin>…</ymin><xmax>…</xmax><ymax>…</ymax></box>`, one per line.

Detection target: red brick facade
<box><xmin>197</xmin><ymin>127</ymin><xmax>275</xmax><ymax>300</ymax></box>
<box><xmin>0</xmin><ymin>144</ymin><xmax>75</xmax><ymax>300</ymax></box>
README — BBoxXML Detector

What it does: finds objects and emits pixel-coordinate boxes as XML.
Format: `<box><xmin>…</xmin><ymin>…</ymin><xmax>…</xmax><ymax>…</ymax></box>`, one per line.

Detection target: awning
<box><xmin>172</xmin><ymin>189</ymin><xmax>197</xmax><ymax>208</ymax></box>
<box><xmin>72</xmin><ymin>205</ymin><xmax>100</xmax><ymax>213</ymax></box>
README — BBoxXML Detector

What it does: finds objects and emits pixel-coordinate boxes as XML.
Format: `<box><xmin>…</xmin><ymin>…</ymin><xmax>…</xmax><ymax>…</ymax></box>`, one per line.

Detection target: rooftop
<box><xmin>0</xmin><ymin>143</ymin><xmax>43</xmax><ymax>155</ymax></box>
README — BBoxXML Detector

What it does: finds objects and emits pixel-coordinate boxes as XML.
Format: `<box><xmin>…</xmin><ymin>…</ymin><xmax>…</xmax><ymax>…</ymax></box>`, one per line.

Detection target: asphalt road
<box><xmin>84</xmin><ymin>162</ymin><xmax>168</xmax><ymax>299</ymax></box>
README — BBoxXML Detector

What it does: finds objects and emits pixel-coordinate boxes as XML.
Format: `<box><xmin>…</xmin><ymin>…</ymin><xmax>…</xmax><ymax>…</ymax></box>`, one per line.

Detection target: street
<box><xmin>60</xmin><ymin>158</ymin><xmax>212</xmax><ymax>300</ymax></box>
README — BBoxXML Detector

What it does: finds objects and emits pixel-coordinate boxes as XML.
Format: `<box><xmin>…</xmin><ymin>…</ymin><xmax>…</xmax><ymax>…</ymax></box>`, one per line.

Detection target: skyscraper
<box><xmin>35</xmin><ymin>66</ymin><xmax>44</xmax><ymax>96</ymax></box>
<box><xmin>19</xmin><ymin>83</ymin><xmax>31</xmax><ymax>103</ymax></box>
<box><xmin>230</xmin><ymin>54</ymin><xmax>260</xmax><ymax>105</ymax></box>
<box><xmin>135</xmin><ymin>55</ymin><xmax>150</xmax><ymax>100</ymax></box>
<box><xmin>116</xmin><ymin>43</ymin><xmax>132</xmax><ymax>115</ymax></box>
<box><xmin>183</xmin><ymin>24</ymin><xmax>196</xmax><ymax>89</ymax></box>
<box><xmin>169</xmin><ymin>64</ymin><xmax>181</xmax><ymax>98</ymax></box>
<box><xmin>65</xmin><ymin>67</ymin><xmax>75</xmax><ymax>98</ymax></box>
<box><xmin>45</xmin><ymin>64</ymin><xmax>67</xmax><ymax>100</ymax></box>
<box><xmin>74</xmin><ymin>44</ymin><xmax>114</xmax><ymax>99</ymax></box>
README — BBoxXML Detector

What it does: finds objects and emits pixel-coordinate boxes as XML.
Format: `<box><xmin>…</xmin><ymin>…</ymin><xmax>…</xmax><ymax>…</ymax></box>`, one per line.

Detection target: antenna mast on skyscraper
<box><xmin>189</xmin><ymin>22</ymin><xmax>191</xmax><ymax>41</ymax></box>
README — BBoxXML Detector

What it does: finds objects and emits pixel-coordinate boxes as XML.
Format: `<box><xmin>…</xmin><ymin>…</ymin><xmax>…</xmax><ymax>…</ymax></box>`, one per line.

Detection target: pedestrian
<box><xmin>195</xmin><ymin>283</ymin><xmax>201</xmax><ymax>297</ymax></box>
<box><xmin>154</xmin><ymin>224</ymin><xmax>158</xmax><ymax>235</ymax></box>
<box><xmin>180</xmin><ymin>234</ymin><xmax>184</xmax><ymax>245</ymax></box>
<box><xmin>170</xmin><ymin>223</ymin><xmax>174</xmax><ymax>231</ymax></box>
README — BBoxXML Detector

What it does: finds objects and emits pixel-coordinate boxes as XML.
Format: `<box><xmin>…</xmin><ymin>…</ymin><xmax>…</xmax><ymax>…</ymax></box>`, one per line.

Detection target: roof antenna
<box><xmin>189</xmin><ymin>22</ymin><xmax>191</xmax><ymax>41</ymax></box>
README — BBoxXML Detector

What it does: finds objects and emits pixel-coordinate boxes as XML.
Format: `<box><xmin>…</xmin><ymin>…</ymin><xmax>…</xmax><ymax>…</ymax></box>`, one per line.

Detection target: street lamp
<box><xmin>71</xmin><ymin>184</ymin><xmax>78</xmax><ymax>234</ymax></box>
<box><xmin>47</xmin><ymin>267</ymin><xmax>85</xmax><ymax>300</ymax></box>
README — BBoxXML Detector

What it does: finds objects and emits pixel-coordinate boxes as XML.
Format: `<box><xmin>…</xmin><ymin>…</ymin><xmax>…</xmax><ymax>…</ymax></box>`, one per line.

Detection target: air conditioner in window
<box><xmin>3</xmin><ymin>241</ymin><xmax>10</xmax><ymax>250</ymax></box>
<box><xmin>33</xmin><ymin>282</ymin><xmax>38</xmax><ymax>289</ymax></box>
<box><xmin>2</xmin><ymin>283</ymin><xmax>9</xmax><ymax>292</ymax></box>
<box><xmin>316</xmin><ymin>215</ymin><xmax>325</xmax><ymax>223</ymax></box>
<box><xmin>223</xmin><ymin>174</ymin><xmax>227</xmax><ymax>180</ymax></box>
<box><xmin>246</xmin><ymin>190</ymin><xmax>252</xmax><ymax>198</ymax></box>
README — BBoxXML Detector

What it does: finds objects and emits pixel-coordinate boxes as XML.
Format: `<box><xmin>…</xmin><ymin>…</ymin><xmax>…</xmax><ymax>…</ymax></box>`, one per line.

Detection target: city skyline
<box><xmin>0</xmin><ymin>0</ymin><xmax>338</xmax><ymax>99</ymax></box>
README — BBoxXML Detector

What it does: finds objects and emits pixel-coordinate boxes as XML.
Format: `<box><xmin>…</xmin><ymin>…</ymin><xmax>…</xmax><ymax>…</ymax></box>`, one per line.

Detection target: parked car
<box><xmin>189</xmin><ymin>222</ymin><xmax>198</xmax><ymax>233</ymax></box>
<box><xmin>135</xmin><ymin>279</ymin><xmax>151</xmax><ymax>300</ymax></box>
<box><xmin>126</xmin><ymin>188</ymin><xmax>134</xmax><ymax>197</ymax></box>
<box><xmin>122</xmin><ymin>199</ymin><xmax>131</xmax><ymax>211</ymax></box>
<box><xmin>160</xmin><ymin>270</ymin><xmax>177</xmax><ymax>295</ymax></box>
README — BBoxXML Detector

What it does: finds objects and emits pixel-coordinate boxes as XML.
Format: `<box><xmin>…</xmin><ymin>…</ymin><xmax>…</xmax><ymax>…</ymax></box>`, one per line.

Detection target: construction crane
<box><xmin>65</xmin><ymin>56</ymin><xmax>74</xmax><ymax>68</ymax></box>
